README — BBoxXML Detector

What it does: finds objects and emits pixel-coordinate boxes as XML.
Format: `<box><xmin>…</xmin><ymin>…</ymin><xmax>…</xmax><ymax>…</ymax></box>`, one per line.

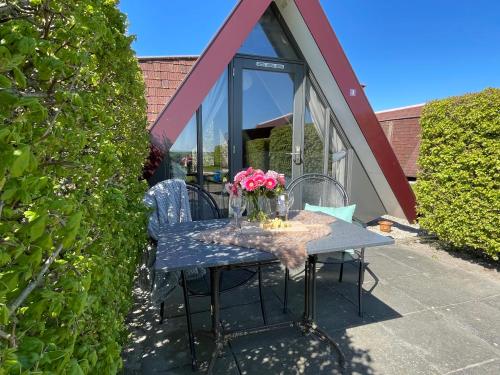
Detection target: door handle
<box><xmin>287</xmin><ymin>146</ymin><xmax>302</xmax><ymax>165</ymax></box>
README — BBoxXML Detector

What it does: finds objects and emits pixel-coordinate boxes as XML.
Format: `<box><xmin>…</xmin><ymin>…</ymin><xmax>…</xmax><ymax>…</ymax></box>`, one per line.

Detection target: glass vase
<box><xmin>247</xmin><ymin>194</ymin><xmax>272</xmax><ymax>222</ymax></box>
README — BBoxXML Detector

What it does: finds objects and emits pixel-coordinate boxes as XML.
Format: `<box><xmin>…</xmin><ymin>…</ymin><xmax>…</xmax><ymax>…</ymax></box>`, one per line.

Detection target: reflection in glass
<box><xmin>241</xmin><ymin>69</ymin><xmax>294</xmax><ymax>180</ymax></box>
<box><xmin>202</xmin><ymin>70</ymin><xmax>229</xmax><ymax>215</ymax></box>
<box><xmin>168</xmin><ymin>114</ymin><xmax>198</xmax><ymax>183</ymax></box>
<box><xmin>239</xmin><ymin>7</ymin><xmax>298</xmax><ymax>60</ymax></box>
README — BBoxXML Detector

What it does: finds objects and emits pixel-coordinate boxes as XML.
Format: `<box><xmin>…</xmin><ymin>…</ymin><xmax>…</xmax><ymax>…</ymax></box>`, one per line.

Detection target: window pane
<box><xmin>241</xmin><ymin>69</ymin><xmax>294</xmax><ymax>180</ymax></box>
<box><xmin>239</xmin><ymin>7</ymin><xmax>298</xmax><ymax>59</ymax></box>
<box><xmin>329</xmin><ymin>120</ymin><xmax>348</xmax><ymax>188</ymax></box>
<box><xmin>202</xmin><ymin>70</ymin><xmax>229</xmax><ymax>215</ymax></box>
<box><xmin>168</xmin><ymin>114</ymin><xmax>198</xmax><ymax>183</ymax></box>
<box><xmin>304</xmin><ymin>78</ymin><xmax>326</xmax><ymax>174</ymax></box>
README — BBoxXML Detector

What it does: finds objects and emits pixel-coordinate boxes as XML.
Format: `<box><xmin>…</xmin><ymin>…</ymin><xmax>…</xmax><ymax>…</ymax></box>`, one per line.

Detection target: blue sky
<box><xmin>119</xmin><ymin>0</ymin><xmax>500</xmax><ymax>111</ymax></box>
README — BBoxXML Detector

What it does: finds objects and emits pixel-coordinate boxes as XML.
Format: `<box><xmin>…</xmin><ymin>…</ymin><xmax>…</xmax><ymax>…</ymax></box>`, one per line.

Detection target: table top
<box><xmin>155</xmin><ymin>217</ymin><xmax>394</xmax><ymax>272</ymax></box>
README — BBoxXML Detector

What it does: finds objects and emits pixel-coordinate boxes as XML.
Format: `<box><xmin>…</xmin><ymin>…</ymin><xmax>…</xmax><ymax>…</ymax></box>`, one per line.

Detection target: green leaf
<box><xmin>0</xmin><ymin>74</ymin><xmax>11</xmax><ymax>88</ymax></box>
<box><xmin>30</xmin><ymin>214</ymin><xmax>47</xmax><ymax>241</ymax></box>
<box><xmin>0</xmin><ymin>303</ymin><xmax>9</xmax><ymax>325</ymax></box>
<box><xmin>68</xmin><ymin>359</ymin><xmax>84</xmax><ymax>375</ymax></box>
<box><xmin>0</xmin><ymin>89</ymin><xmax>19</xmax><ymax>109</ymax></box>
<box><xmin>11</xmin><ymin>145</ymin><xmax>31</xmax><ymax>177</ymax></box>
<box><xmin>13</xmin><ymin>67</ymin><xmax>27</xmax><ymax>88</ymax></box>
<box><xmin>17</xmin><ymin>37</ymin><xmax>36</xmax><ymax>55</ymax></box>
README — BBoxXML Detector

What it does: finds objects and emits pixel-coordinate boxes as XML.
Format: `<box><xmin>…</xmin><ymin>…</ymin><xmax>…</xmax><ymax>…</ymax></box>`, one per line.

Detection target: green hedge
<box><xmin>415</xmin><ymin>88</ymin><xmax>500</xmax><ymax>260</ymax></box>
<box><xmin>245</xmin><ymin>138</ymin><xmax>270</xmax><ymax>171</ymax></box>
<box><xmin>269</xmin><ymin>126</ymin><xmax>292</xmax><ymax>175</ymax></box>
<box><xmin>0</xmin><ymin>1</ymin><xmax>149</xmax><ymax>373</ymax></box>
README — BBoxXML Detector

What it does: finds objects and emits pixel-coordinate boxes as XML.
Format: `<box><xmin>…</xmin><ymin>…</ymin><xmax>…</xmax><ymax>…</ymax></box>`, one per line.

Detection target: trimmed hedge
<box><xmin>415</xmin><ymin>88</ymin><xmax>500</xmax><ymax>260</ymax></box>
<box><xmin>245</xmin><ymin>138</ymin><xmax>270</xmax><ymax>171</ymax></box>
<box><xmin>0</xmin><ymin>1</ymin><xmax>149</xmax><ymax>373</ymax></box>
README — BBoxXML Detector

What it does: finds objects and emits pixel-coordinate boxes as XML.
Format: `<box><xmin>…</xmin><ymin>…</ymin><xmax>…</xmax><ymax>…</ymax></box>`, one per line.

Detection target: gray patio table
<box><xmin>155</xmin><ymin>216</ymin><xmax>394</xmax><ymax>373</ymax></box>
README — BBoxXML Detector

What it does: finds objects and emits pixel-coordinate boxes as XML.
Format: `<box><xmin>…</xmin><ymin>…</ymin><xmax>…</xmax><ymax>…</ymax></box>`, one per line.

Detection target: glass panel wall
<box><xmin>238</xmin><ymin>7</ymin><xmax>298</xmax><ymax>60</ymax></box>
<box><xmin>165</xmin><ymin>114</ymin><xmax>198</xmax><ymax>183</ymax></box>
<box><xmin>201</xmin><ymin>70</ymin><xmax>229</xmax><ymax>214</ymax></box>
<box><xmin>303</xmin><ymin>78</ymin><xmax>327</xmax><ymax>174</ymax></box>
<box><xmin>241</xmin><ymin>69</ymin><xmax>294</xmax><ymax>180</ymax></box>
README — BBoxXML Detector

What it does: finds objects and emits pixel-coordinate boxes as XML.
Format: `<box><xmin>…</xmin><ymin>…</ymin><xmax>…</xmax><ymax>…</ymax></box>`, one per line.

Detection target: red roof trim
<box><xmin>294</xmin><ymin>0</ymin><xmax>416</xmax><ymax>221</ymax></box>
<box><xmin>149</xmin><ymin>0</ymin><xmax>416</xmax><ymax>221</ymax></box>
<box><xmin>149</xmin><ymin>0</ymin><xmax>272</xmax><ymax>146</ymax></box>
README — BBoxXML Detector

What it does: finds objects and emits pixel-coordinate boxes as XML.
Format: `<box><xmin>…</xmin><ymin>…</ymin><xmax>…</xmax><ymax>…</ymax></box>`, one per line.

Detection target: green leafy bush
<box><xmin>0</xmin><ymin>1</ymin><xmax>149</xmax><ymax>373</ymax></box>
<box><xmin>269</xmin><ymin>125</ymin><xmax>292</xmax><ymax>175</ymax></box>
<box><xmin>245</xmin><ymin>138</ymin><xmax>270</xmax><ymax>171</ymax></box>
<box><xmin>415</xmin><ymin>88</ymin><xmax>500</xmax><ymax>260</ymax></box>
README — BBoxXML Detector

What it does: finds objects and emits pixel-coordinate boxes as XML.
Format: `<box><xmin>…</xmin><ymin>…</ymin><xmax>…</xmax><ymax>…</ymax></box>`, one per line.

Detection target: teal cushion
<box><xmin>304</xmin><ymin>203</ymin><xmax>356</xmax><ymax>223</ymax></box>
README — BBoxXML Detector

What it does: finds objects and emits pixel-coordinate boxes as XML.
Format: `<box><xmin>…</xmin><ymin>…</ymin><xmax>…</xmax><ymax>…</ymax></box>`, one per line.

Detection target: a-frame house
<box><xmin>147</xmin><ymin>0</ymin><xmax>417</xmax><ymax>222</ymax></box>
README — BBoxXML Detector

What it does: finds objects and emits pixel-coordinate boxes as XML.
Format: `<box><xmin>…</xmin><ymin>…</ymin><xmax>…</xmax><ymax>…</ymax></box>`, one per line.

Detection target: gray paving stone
<box><xmin>445</xmin><ymin>358</ymin><xmax>500</xmax><ymax>375</ymax></box>
<box><xmin>433</xmin><ymin>300</ymin><xmax>500</xmax><ymax>352</ymax></box>
<box><xmin>375</xmin><ymin>309</ymin><xmax>500</xmax><ymax>373</ymax></box>
<box><xmin>230</xmin><ymin>328</ymin><xmax>342</xmax><ymax>374</ymax></box>
<box><xmin>329</xmin><ymin>324</ymin><xmax>441</xmax><ymax>375</ymax></box>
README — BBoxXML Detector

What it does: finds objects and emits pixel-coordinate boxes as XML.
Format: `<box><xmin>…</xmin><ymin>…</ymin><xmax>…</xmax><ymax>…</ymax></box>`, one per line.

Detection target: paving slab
<box><xmin>229</xmin><ymin>328</ymin><xmax>342</xmax><ymax>374</ymax></box>
<box><xmin>329</xmin><ymin>324</ymin><xmax>441</xmax><ymax>375</ymax></box>
<box><xmin>375</xmin><ymin>309</ymin><xmax>500</xmax><ymax>374</ymax></box>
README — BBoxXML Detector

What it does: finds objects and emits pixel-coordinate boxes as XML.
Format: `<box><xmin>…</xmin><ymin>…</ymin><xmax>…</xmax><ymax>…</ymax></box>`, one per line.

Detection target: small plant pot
<box><xmin>378</xmin><ymin>220</ymin><xmax>393</xmax><ymax>233</ymax></box>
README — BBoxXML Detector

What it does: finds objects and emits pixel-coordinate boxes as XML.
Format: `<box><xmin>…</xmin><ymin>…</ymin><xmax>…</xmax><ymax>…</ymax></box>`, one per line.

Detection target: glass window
<box><xmin>241</xmin><ymin>69</ymin><xmax>294</xmax><ymax>179</ymax></box>
<box><xmin>304</xmin><ymin>78</ymin><xmax>327</xmax><ymax>174</ymax></box>
<box><xmin>238</xmin><ymin>7</ymin><xmax>298</xmax><ymax>59</ymax></box>
<box><xmin>202</xmin><ymin>70</ymin><xmax>229</xmax><ymax>214</ymax></box>
<box><xmin>329</xmin><ymin>119</ymin><xmax>349</xmax><ymax>188</ymax></box>
<box><xmin>167</xmin><ymin>114</ymin><xmax>198</xmax><ymax>183</ymax></box>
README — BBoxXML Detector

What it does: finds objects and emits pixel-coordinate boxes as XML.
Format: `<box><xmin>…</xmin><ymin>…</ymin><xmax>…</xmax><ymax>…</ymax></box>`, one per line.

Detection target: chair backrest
<box><xmin>286</xmin><ymin>173</ymin><xmax>349</xmax><ymax>210</ymax></box>
<box><xmin>186</xmin><ymin>183</ymin><xmax>222</xmax><ymax>221</ymax></box>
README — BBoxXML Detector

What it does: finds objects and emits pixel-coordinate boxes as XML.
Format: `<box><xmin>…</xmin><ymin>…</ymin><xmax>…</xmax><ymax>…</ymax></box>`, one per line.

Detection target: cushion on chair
<box><xmin>304</xmin><ymin>203</ymin><xmax>356</xmax><ymax>223</ymax></box>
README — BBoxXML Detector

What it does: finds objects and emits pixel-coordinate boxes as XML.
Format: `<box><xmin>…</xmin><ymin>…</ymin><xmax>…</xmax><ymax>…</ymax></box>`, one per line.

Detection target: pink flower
<box><xmin>265</xmin><ymin>177</ymin><xmax>277</xmax><ymax>190</ymax></box>
<box><xmin>225</xmin><ymin>183</ymin><xmax>239</xmax><ymax>196</ymax></box>
<box><xmin>266</xmin><ymin>170</ymin><xmax>279</xmax><ymax>180</ymax></box>
<box><xmin>234</xmin><ymin>171</ymin><xmax>246</xmax><ymax>183</ymax></box>
<box><xmin>277</xmin><ymin>174</ymin><xmax>286</xmax><ymax>186</ymax></box>
<box><xmin>245</xmin><ymin>167</ymin><xmax>254</xmax><ymax>176</ymax></box>
<box><xmin>243</xmin><ymin>178</ymin><xmax>257</xmax><ymax>191</ymax></box>
<box><xmin>253</xmin><ymin>172</ymin><xmax>266</xmax><ymax>187</ymax></box>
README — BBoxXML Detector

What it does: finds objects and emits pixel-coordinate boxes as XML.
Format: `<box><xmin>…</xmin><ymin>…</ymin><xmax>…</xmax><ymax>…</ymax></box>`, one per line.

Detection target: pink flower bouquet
<box><xmin>225</xmin><ymin>167</ymin><xmax>286</xmax><ymax>221</ymax></box>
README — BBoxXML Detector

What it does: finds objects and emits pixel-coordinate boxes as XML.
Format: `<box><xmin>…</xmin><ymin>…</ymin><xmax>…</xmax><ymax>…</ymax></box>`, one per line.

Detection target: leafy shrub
<box><xmin>303</xmin><ymin>124</ymin><xmax>324</xmax><ymax>174</ymax></box>
<box><xmin>269</xmin><ymin>126</ymin><xmax>292</xmax><ymax>175</ymax></box>
<box><xmin>415</xmin><ymin>88</ymin><xmax>500</xmax><ymax>260</ymax></box>
<box><xmin>245</xmin><ymin>138</ymin><xmax>269</xmax><ymax>171</ymax></box>
<box><xmin>268</xmin><ymin>124</ymin><xmax>324</xmax><ymax>175</ymax></box>
<box><xmin>0</xmin><ymin>1</ymin><xmax>149</xmax><ymax>373</ymax></box>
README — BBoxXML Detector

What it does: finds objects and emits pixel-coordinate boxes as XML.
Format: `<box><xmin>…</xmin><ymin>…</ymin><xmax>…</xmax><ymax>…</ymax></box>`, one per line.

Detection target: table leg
<box><xmin>207</xmin><ymin>267</ymin><xmax>222</xmax><ymax>374</ymax></box>
<box><xmin>303</xmin><ymin>255</ymin><xmax>346</xmax><ymax>373</ymax></box>
<box><xmin>303</xmin><ymin>259</ymin><xmax>310</xmax><ymax>321</ymax></box>
<box><xmin>358</xmin><ymin>247</ymin><xmax>366</xmax><ymax>317</ymax></box>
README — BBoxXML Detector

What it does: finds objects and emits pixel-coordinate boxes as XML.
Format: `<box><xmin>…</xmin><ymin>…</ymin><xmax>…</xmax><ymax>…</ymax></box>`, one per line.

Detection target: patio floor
<box><xmin>122</xmin><ymin>242</ymin><xmax>500</xmax><ymax>374</ymax></box>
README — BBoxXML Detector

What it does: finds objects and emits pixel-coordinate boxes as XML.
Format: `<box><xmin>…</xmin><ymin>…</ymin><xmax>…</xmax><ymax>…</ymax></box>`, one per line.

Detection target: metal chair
<box><xmin>160</xmin><ymin>182</ymin><xmax>267</xmax><ymax>370</ymax></box>
<box><xmin>283</xmin><ymin>173</ymin><xmax>368</xmax><ymax>317</ymax></box>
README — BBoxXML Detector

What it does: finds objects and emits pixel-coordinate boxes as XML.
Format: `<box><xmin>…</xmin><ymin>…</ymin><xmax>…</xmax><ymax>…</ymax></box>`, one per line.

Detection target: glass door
<box><xmin>231</xmin><ymin>56</ymin><xmax>305</xmax><ymax>183</ymax></box>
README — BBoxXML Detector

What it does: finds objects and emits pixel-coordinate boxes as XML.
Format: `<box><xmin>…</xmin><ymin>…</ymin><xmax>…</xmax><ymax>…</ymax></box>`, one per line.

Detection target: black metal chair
<box><xmin>283</xmin><ymin>173</ymin><xmax>368</xmax><ymax>317</ymax></box>
<box><xmin>160</xmin><ymin>182</ymin><xmax>267</xmax><ymax>370</ymax></box>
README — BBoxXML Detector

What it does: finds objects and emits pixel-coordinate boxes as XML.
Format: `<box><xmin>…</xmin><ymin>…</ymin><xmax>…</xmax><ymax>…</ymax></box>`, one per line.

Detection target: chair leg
<box><xmin>159</xmin><ymin>302</ymin><xmax>165</xmax><ymax>324</ymax></box>
<box><xmin>283</xmin><ymin>268</ymin><xmax>289</xmax><ymax>314</ymax></box>
<box><xmin>181</xmin><ymin>271</ymin><xmax>197</xmax><ymax>370</ymax></box>
<box><xmin>258</xmin><ymin>266</ymin><xmax>268</xmax><ymax>325</ymax></box>
<box><xmin>358</xmin><ymin>248</ymin><xmax>366</xmax><ymax>317</ymax></box>
<box><xmin>339</xmin><ymin>251</ymin><xmax>346</xmax><ymax>282</ymax></box>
